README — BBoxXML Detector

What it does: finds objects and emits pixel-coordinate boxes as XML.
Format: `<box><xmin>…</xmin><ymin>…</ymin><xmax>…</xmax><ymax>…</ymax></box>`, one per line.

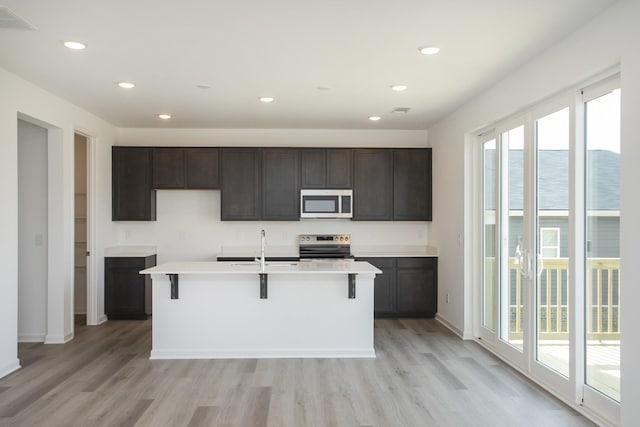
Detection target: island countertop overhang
<box><xmin>140</xmin><ymin>260</ymin><xmax>381</xmax><ymax>275</ymax></box>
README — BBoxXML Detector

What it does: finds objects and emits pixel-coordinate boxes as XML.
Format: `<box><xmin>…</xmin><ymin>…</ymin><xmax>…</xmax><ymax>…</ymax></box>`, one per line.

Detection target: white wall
<box><xmin>17</xmin><ymin>119</ymin><xmax>48</xmax><ymax>342</ymax></box>
<box><xmin>115</xmin><ymin>128</ymin><xmax>431</xmax><ymax>259</ymax></box>
<box><xmin>117</xmin><ymin>127</ymin><xmax>428</xmax><ymax>148</ymax></box>
<box><xmin>427</xmin><ymin>0</ymin><xmax>639</xmax><ymax>424</ymax></box>
<box><xmin>0</xmin><ymin>67</ymin><xmax>118</xmax><ymax>377</ymax></box>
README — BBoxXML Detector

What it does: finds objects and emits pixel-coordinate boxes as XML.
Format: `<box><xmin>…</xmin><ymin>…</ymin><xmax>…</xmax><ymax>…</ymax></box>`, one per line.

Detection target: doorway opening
<box><xmin>74</xmin><ymin>134</ymin><xmax>88</xmax><ymax>325</ymax></box>
<box><xmin>17</xmin><ymin>119</ymin><xmax>48</xmax><ymax>343</ymax></box>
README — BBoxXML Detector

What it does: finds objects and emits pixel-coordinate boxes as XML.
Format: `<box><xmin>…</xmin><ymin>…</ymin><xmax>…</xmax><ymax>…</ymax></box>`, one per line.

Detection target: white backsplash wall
<box><xmin>115</xmin><ymin>190</ymin><xmax>429</xmax><ymax>263</ymax></box>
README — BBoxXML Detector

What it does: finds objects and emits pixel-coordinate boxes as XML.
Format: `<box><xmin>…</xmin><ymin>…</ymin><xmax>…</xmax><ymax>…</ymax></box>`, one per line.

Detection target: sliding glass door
<box><xmin>535</xmin><ymin>106</ymin><xmax>570</xmax><ymax>378</ymax></box>
<box><xmin>584</xmin><ymin>85</ymin><xmax>621</xmax><ymax>404</ymax></box>
<box><xmin>478</xmin><ymin>76</ymin><xmax>621</xmax><ymax>424</ymax></box>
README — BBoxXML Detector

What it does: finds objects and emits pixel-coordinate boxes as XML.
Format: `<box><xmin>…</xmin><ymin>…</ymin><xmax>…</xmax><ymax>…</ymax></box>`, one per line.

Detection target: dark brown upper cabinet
<box><xmin>153</xmin><ymin>147</ymin><xmax>185</xmax><ymax>189</ymax></box>
<box><xmin>112</xmin><ymin>146</ymin><xmax>156</xmax><ymax>221</ymax></box>
<box><xmin>262</xmin><ymin>148</ymin><xmax>300</xmax><ymax>221</ymax></box>
<box><xmin>186</xmin><ymin>148</ymin><xmax>220</xmax><ymax>189</ymax></box>
<box><xmin>300</xmin><ymin>148</ymin><xmax>352</xmax><ymax>189</ymax></box>
<box><xmin>393</xmin><ymin>148</ymin><xmax>432</xmax><ymax>221</ymax></box>
<box><xmin>220</xmin><ymin>148</ymin><xmax>261</xmax><ymax>221</ymax></box>
<box><xmin>153</xmin><ymin>147</ymin><xmax>220</xmax><ymax>189</ymax></box>
<box><xmin>353</xmin><ymin>149</ymin><xmax>393</xmax><ymax>220</ymax></box>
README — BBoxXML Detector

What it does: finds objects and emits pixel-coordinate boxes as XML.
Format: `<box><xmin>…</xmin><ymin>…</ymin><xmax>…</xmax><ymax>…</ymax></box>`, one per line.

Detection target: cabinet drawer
<box><xmin>397</xmin><ymin>257</ymin><xmax>436</xmax><ymax>269</ymax></box>
<box><xmin>105</xmin><ymin>257</ymin><xmax>147</xmax><ymax>269</ymax></box>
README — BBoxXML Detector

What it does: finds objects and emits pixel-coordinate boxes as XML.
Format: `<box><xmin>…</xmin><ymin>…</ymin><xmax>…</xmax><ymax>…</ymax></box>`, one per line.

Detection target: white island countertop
<box><xmin>140</xmin><ymin>260</ymin><xmax>381</xmax><ymax>275</ymax></box>
<box><xmin>142</xmin><ymin>259</ymin><xmax>380</xmax><ymax>360</ymax></box>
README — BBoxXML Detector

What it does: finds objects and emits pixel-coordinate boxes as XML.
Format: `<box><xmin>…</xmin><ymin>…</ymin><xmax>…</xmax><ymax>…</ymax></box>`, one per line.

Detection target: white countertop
<box><xmin>351</xmin><ymin>245</ymin><xmax>439</xmax><ymax>257</ymax></box>
<box><xmin>105</xmin><ymin>246</ymin><xmax>157</xmax><ymax>258</ymax></box>
<box><xmin>219</xmin><ymin>244</ymin><xmax>438</xmax><ymax>259</ymax></box>
<box><xmin>140</xmin><ymin>260</ymin><xmax>381</xmax><ymax>275</ymax></box>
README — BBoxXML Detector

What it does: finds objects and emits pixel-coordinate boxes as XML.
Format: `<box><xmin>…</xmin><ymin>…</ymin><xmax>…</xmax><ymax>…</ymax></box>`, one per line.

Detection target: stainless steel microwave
<box><xmin>300</xmin><ymin>189</ymin><xmax>353</xmax><ymax>219</ymax></box>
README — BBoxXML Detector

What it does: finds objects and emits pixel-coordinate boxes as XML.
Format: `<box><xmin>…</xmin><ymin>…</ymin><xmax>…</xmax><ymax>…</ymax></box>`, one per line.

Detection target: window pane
<box><xmin>536</xmin><ymin>108</ymin><xmax>570</xmax><ymax>377</ymax></box>
<box><xmin>483</xmin><ymin>139</ymin><xmax>497</xmax><ymax>331</ymax></box>
<box><xmin>501</xmin><ymin>126</ymin><xmax>524</xmax><ymax>351</ymax></box>
<box><xmin>585</xmin><ymin>89</ymin><xmax>620</xmax><ymax>401</ymax></box>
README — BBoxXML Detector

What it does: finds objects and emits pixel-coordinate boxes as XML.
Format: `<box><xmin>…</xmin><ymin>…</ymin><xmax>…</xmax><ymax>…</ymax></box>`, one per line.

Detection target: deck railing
<box><xmin>485</xmin><ymin>257</ymin><xmax>620</xmax><ymax>340</ymax></box>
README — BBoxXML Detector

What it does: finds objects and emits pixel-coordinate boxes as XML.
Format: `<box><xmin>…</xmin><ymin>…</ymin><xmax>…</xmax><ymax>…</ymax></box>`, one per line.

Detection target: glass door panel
<box><xmin>585</xmin><ymin>88</ymin><xmax>621</xmax><ymax>402</ymax></box>
<box><xmin>535</xmin><ymin>107</ymin><xmax>570</xmax><ymax>377</ymax></box>
<box><xmin>500</xmin><ymin>125</ymin><xmax>525</xmax><ymax>351</ymax></box>
<box><xmin>482</xmin><ymin>139</ymin><xmax>497</xmax><ymax>332</ymax></box>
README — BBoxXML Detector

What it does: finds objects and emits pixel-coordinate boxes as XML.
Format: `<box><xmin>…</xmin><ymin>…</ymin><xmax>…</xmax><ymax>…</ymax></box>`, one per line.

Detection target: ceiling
<box><xmin>0</xmin><ymin>0</ymin><xmax>616</xmax><ymax>130</ymax></box>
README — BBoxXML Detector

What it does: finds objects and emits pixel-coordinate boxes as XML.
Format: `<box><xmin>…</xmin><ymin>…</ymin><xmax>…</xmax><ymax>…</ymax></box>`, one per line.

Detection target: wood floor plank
<box><xmin>0</xmin><ymin>317</ymin><xmax>597</xmax><ymax>427</ymax></box>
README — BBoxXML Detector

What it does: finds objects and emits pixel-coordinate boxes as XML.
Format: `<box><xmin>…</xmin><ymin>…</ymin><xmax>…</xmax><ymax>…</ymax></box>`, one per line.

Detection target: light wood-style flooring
<box><xmin>0</xmin><ymin>317</ymin><xmax>594</xmax><ymax>427</ymax></box>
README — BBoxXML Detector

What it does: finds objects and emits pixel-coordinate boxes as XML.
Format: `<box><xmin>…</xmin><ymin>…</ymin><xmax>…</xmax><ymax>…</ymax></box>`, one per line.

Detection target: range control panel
<box><xmin>298</xmin><ymin>234</ymin><xmax>350</xmax><ymax>245</ymax></box>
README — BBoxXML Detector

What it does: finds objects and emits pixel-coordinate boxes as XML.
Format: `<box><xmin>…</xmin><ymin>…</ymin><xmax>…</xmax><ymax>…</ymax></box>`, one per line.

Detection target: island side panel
<box><xmin>149</xmin><ymin>273</ymin><xmax>375</xmax><ymax>358</ymax></box>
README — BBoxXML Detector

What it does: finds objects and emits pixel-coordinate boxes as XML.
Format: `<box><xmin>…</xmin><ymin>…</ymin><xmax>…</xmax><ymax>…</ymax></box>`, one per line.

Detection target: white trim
<box><xmin>44</xmin><ymin>331</ymin><xmax>73</xmax><ymax>344</ymax></box>
<box><xmin>150</xmin><ymin>348</ymin><xmax>376</xmax><ymax>359</ymax></box>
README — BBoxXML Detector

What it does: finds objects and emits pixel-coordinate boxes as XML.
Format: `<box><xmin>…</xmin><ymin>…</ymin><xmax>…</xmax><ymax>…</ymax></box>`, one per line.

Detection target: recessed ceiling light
<box><xmin>368</xmin><ymin>116</ymin><xmax>382</xmax><ymax>122</ymax></box>
<box><xmin>316</xmin><ymin>85</ymin><xmax>331</xmax><ymax>91</ymax></box>
<box><xmin>196</xmin><ymin>84</ymin><xmax>212</xmax><ymax>89</ymax></box>
<box><xmin>390</xmin><ymin>84</ymin><xmax>407</xmax><ymax>92</ymax></box>
<box><xmin>158</xmin><ymin>114</ymin><xmax>171</xmax><ymax>120</ymax></box>
<box><xmin>259</xmin><ymin>97</ymin><xmax>275</xmax><ymax>103</ymax></box>
<box><xmin>63</xmin><ymin>41</ymin><xmax>86</xmax><ymax>50</ymax></box>
<box><xmin>117</xmin><ymin>82</ymin><xmax>135</xmax><ymax>89</ymax></box>
<box><xmin>419</xmin><ymin>46</ymin><xmax>440</xmax><ymax>55</ymax></box>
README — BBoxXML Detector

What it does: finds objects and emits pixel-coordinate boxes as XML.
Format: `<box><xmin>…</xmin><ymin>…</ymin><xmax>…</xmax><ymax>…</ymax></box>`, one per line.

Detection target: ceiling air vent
<box><xmin>0</xmin><ymin>7</ymin><xmax>37</xmax><ymax>30</ymax></box>
<box><xmin>392</xmin><ymin>107</ymin><xmax>411</xmax><ymax>114</ymax></box>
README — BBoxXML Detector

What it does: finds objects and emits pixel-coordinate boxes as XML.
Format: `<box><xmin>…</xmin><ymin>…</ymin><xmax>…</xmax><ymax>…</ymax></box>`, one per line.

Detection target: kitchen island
<box><xmin>140</xmin><ymin>261</ymin><xmax>381</xmax><ymax>359</ymax></box>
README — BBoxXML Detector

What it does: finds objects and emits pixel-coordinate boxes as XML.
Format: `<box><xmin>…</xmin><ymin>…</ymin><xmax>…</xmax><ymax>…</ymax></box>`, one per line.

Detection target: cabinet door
<box><xmin>300</xmin><ymin>149</ymin><xmax>326</xmax><ymax>188</ymax></box>
<box><xmin>105</xmin><ymin>257</ymin><xmax>149</xmax><ymax>320</ymax></box>
<box><xmin>353</xmin><ymin>149</ymin><xmax>392</xmax><ymax>220</ymax></box>
<box><xmin>394</xmin><ymin>148</ymin><xmax>432</xmax><ymax>220</ymax></box>
<box><xmin>112</xmin><ymin>147</ymin><xmax>156</xmax><ymax>221</ymax></box>
<box><xmin>326</xmin><ymin>149</ymin><xmax>352</xmax><ymax>188</ymax></box>
<box><xmin>360</xmin><ymin>258</ymin><xmax>396</xmax><ymax>316</ymax></box>
<box><xmin>262</xmin><ymin>148</ymin><xmax>300</xmax><ymax>220</ymax></box>
<box><xmin>396</xmin><ymin>258</ymin><xmax>437</xmax><ymax>317</ymax></box>
<box><xmin>221</xmin><ymin>148</ymin><xmax>261</xmax><ymax>220</ymax></box>
<box><xmin>186</xmin><ymin>148</ymin><xmax>219</xmax><ymax>189</ymax></box>
<box><xmin>153</xmin><ymin>147</ymin><xmax>185</xmax><ymax>189</ymax></box>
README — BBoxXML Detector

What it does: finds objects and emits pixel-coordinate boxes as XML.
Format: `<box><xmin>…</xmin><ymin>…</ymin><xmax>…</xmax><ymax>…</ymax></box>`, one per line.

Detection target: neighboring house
<box><xmin>483</xmin><ymin>149</ymin><xmax>620</xmax><ymax>258</ymax></box>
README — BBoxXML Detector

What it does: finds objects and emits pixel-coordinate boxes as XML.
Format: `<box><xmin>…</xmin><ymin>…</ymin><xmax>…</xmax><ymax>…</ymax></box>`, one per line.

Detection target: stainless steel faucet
<box><xmin>255</xmin><ymin>229</ymin><xmax>266</xmax><ymax>271</ymax></box>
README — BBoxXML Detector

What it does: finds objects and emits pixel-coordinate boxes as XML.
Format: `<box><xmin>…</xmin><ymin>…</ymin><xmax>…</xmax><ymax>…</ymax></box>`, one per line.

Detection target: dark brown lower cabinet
<box><xmin>359</xmin><ymin>257</ymin><xmax>437</xmax><ymax>318</ymax></box>
<box><xmin>105</xmin><ymin>255</ymin><xmax>156</xmax><ymax>320</ymax></box>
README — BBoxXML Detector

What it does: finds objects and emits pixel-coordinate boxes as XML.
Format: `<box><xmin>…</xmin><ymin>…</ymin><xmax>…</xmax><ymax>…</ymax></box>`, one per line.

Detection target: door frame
<box><xmin>74</xmin><ymin>129</ymin><xmax>99</xmax><ymax>326</ymax></box>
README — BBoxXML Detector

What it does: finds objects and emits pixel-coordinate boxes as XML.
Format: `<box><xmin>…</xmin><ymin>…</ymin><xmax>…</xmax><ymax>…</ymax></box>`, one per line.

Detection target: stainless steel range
<box><xmin>298</xmin><ymin>234</ymin><xmax>352</xmax><ymax>260</ymax></box>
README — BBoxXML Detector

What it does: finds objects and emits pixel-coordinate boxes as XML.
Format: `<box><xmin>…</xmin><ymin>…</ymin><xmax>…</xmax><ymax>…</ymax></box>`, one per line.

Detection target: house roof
<box><xmin>484</xmin><ymin>150</ymin><xmax>619</xmax><ymax>211</ymax></box>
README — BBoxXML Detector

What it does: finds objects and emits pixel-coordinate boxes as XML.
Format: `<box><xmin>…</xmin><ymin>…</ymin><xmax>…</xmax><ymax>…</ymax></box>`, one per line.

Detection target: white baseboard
<box><xmin>0</xmin><ymin>359</ymin><xmax>21</xmax><ymax>379</ymax></box>
<box><xmin>18</xmin><ymin>333</ymin><xmax>45</xmax><ymax>343</ymax></box>
<box><xmin>44</xmin><ymin>331</ymin><xmax>74</xmax><ymax>344</ymax></box>
<box><xmin>150</xmin><ymin>348</ymin><xmax>376</xmax><ymax>360</ymax></box>
<box><xmin>435</xmin><ymin>314</ymin><xmax>473</xmax><ymax>339</ymax></box>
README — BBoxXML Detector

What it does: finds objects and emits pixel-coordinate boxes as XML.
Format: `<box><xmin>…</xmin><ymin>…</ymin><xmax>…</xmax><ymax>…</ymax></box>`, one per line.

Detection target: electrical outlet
<box><xmin>446</xmin><ymin>293</ymin><xmax>450</xmax><ymax>304</ymax></box>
